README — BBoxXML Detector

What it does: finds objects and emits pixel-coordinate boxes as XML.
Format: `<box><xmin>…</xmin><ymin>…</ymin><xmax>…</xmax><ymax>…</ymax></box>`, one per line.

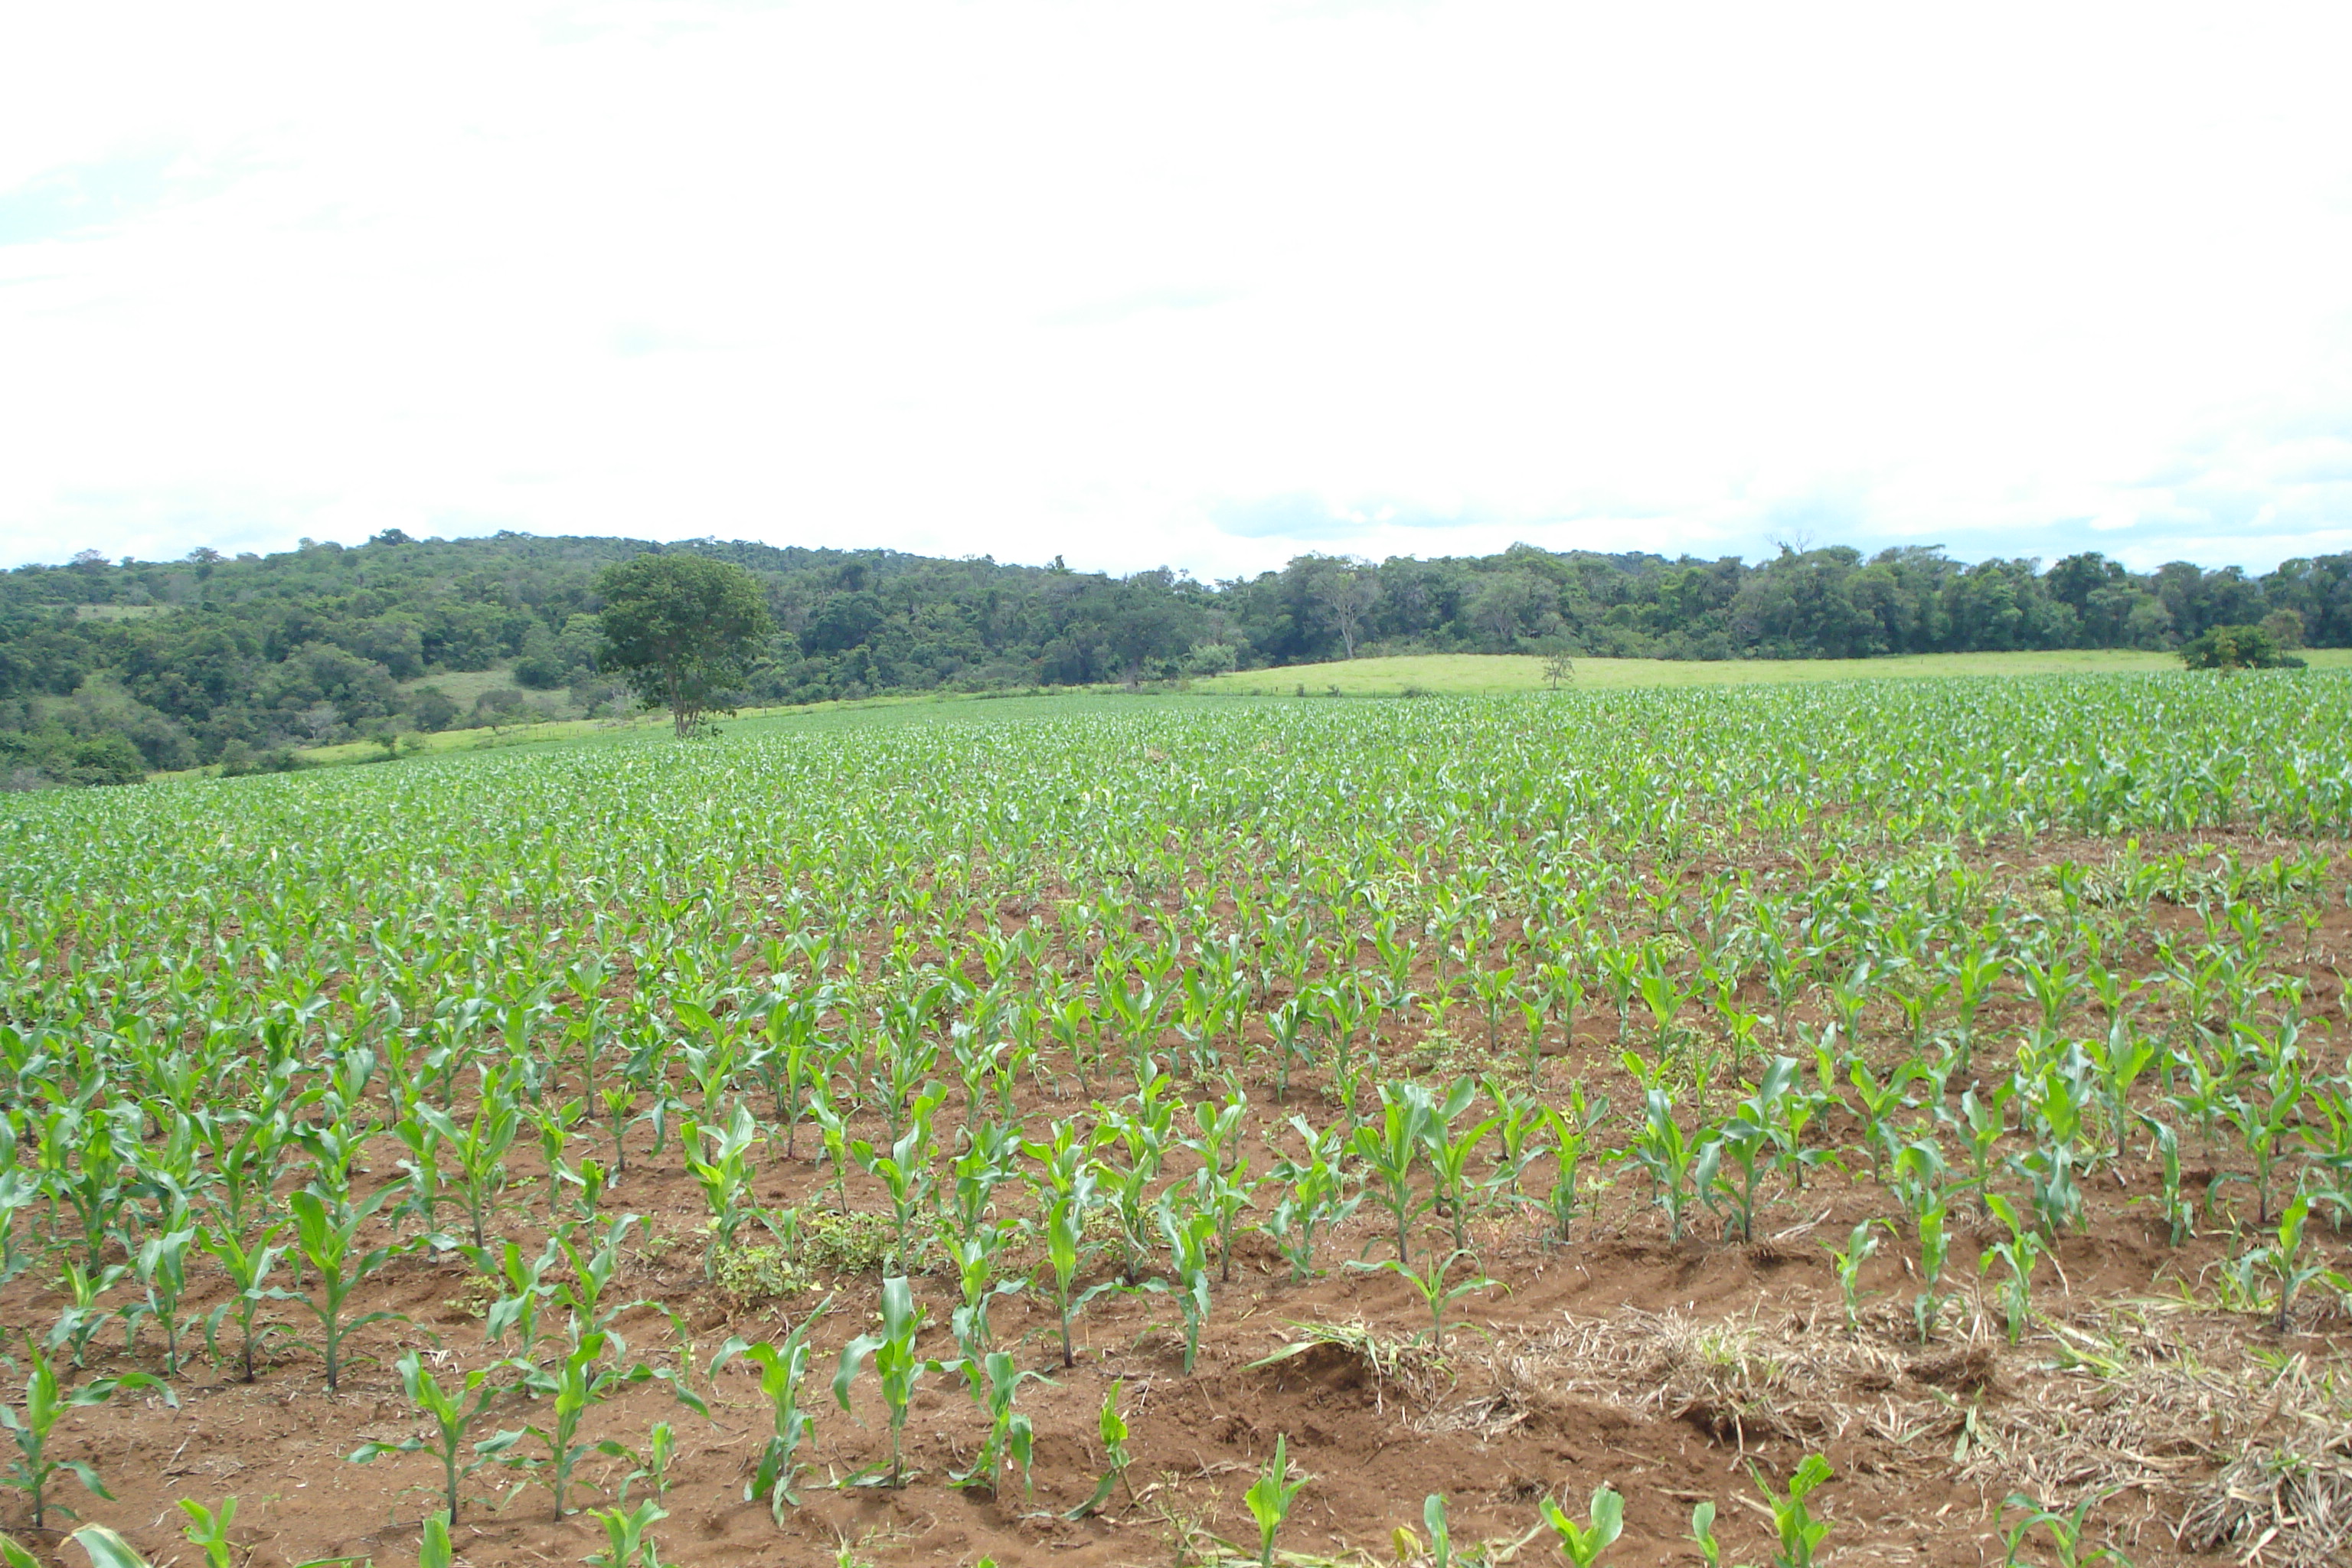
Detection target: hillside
<box><xmin>5</xmin><ymin>529</ymin><xmax>2347</xmax><ymax>786</ymax></box>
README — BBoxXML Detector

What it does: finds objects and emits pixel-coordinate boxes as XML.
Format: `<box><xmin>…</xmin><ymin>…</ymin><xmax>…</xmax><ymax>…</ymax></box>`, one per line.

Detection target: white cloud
<box><xmin>3</xmin><ymin>1</ymin><xmax>2350</xmax><ymax>577</ymax></box>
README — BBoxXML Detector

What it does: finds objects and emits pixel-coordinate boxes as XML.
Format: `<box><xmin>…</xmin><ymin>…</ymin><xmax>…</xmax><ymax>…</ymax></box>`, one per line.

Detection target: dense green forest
<box><xmin>4</xmin><ymin>528</ymin><xmax>2345</xmax><ymax>785</ymax></box>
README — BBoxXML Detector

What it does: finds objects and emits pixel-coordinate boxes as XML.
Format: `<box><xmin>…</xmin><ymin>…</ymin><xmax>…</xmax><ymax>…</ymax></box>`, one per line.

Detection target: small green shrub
<box><xmin>710</xmin><ymin>1209</ymin><xmax>896</xmax><ymax>1300</ymax></box>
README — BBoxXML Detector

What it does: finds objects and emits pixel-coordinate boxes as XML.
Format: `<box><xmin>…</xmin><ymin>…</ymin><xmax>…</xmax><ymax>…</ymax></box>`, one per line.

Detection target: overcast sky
<box><xmin>5</xmin><ymin>2</ymin><xmax>2350</xmax><ymax>579</ymax></box>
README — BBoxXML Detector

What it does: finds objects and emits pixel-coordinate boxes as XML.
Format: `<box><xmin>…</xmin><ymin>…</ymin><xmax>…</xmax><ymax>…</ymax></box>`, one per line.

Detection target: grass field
<box><xmin>1198</xmin><ymin>645</ymin><xmax>2352</xmax><ymax>695</ymax></box>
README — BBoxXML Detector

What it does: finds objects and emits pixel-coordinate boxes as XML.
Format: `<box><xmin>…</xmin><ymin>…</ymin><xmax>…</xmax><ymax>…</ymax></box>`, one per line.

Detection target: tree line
<box><xmin>2</xmin><ymin>528</ymin><xmax>2344</xmax><ymax>786</ymax></box>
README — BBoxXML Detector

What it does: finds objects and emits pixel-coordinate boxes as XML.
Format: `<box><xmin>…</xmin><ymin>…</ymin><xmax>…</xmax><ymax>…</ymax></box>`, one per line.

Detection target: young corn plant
<box><xmin>584</xmin><ymin>1501</ymin><xmax>668</xmax><ymax>1568</ymax></box>
<box><xmin>0</xmin><ymin>1333</ymin><xmax>175</xmax><ymax>1527</ymax></box>
<box><xmin>199</xmin><ymin>1220</ymin><xmax>289</xmax><ymax>1383</ymax></box>
<box><xmin>1419</xmin><ymin>1078</ymin><xmax>1498</xmax><ymax>1255</ymax></box>
<box><xmin>1095</xmin><ymin>1083</ymin><xmax>1176</xmax><ymax>1283</ymax></box>
<box><xmin>1844</xmin><ymin>1058</ymin><xmax>1920</xmax><ymax>1181</ymax></box>
<box><xmin>1243</xmin><ymin>1433</ymin><xmax>1310</xmax><ymax>1568</ymax></box>
<box><xmin>421</xmin><ymin>1061</ymin><xmax>523</xmax><ymax>1249</ymax></box>
<box><xmin>682</xmin><ymin>1102</ymin><xmax>761</xmax><ymax>1278</ymax></box>
<box><xmin>944</xmin><ymin>1350</ymin><xmax>1044</xmax><ymax>1499</ymax></box>
<box><xmin>2012</xmin><ymin>1060</ymin><xmax>2089</xmax><ymax>1238</ymax></box>
<box><xmin>1629</xmin><ymin>1089</ymin><xmax>1709</xmax><ymax>1243</ymax></box>
<box><xmin>1184</xmin><ymin>1094</ymin><xmax>1256</xmax><ymax>1282</ymax></box>
<box><xmin>1351</xmin><ymin>1083</ymin><xmax>1436</xmax><ymax>1261</ymax></box>
<box><xmin>947</xmin><ymin>1120</ymin><xmax>1023</xmax><ymax>1245</ymax></box>
<box><xmin>2086</xmin><ymin>1022</ymin><xmax>2158</xmax><ymax>1169</ymax></box>
<box><xmin>1539</xmin><ymin>1485</ymin><xmax>1625</xmax><ymax>1568</ymax></box>
<box><xmin>175</xmin><ymin>1496</ymin><xmax>251</xmax><ymax>1568</ymax></box>
<box><xmin>551</xmin><ymin>1213</ymin><xmax>643</xmax><ymax>1342</ymax></box>
<box><xmin>1400</xmin><ymin>1492</ymin><xmax>1459</xmax><ymax>1568</ymax></box>
<box><xmin>2218</xmin><ymin>1050</ymin><xmax>2304</xmax><ymax>1228</ymax></box>
<box><xmin>1752</xmin><ymin>1453</ymin><xmax>1835</xmax><ymax>1568</ymax></box>
<box><xmin>711</xmin><ymin>1311</ymin><xmax>824</xmax><ymax>1520</ymax></box>
<box><xmin>2234</xmin><ymin>1194</ymin><xmax>2341</xmax><ymax>1331</ymax></box>
<box><xmin>833</xmin><ymin>1275</ymin><xmax>929</xmax><ymax>1487</ymax></box>
<box><xmin>1940</xmin><ymin>1086</ymin><xmax>2011</xmax><ymax>1215</ymax></box>
<box><xmin>851</xmin><ymin>1086</ymin><xmax>945</xmax><ymax>1275</ymax></box>
<box><xmin>1537</xmin><ymin>1086</ymin><xmax>1609</xmax><ymax>1243</ymax></box>
<box><xmin>1894</xmin><ymin>1145</ymin><xmax>1953</xmax><ymax>1343</ymax></box>
<box><xmin>2136</xmin><ymin>1115</ymin><xmax>2194</xmax><ymax>1246</ymax></box>
<box><xmin>2000</xmin><ymin>1489</ymin><xmax>2130</xmax><ymax>1568</ymax></box>
<box><xmin>49</xmin><ymin>1263</ymin><xmax>129</xmax><ymax>1369</ymax></box>
<box><xmin>943</xmin><ymin>1221</ymin><xmax>1026</xmax><ymax>1364</ymax></box>
<box><xmin>504</xmin><ymin>1329</ymin><xmax>707</xmax><ymax>1521</ymax></box>
<box><xmin>286</xmin><ymin>1188</ymin><xmax>411</xmax><ymax>1391</ymax></box>
<box><xmin>1150</xmin><ymin>1197</ymin><xmax>1217</xmax><ymax>1374</ymax></box>
<box><xmin>1063</xmin><ymin>1380</ymin><xmax>1137</xmax><ymax>1521</ymax></box>
<box><xmin>1979</xmin><ymin>1194</ymin><xmax>2047</xmax><ymax>1345</ymax></box>
<box><xmin>0</xmin><ymin>1171</ymin><xmax>38</xmax><ymax>1287</ymax></box>
<box><xmin>1349</xmin><ymin>1248</ymin><xmax>1496</xmax><ymax>1351</ymax></box>
<box><xmin>457</xmin><ymin>1233</ymin><xmax>563</xmax><ymax>1361</ymax></box>
<box><xmin>1824</xmin><ymin>1218</ymin><xmax>1888</xmax><ymax>1335</ymax></box>
<box><xmin>348</xmin><ymin>1348</ymin><xmax>518</xmax><ymax>1525</ymax></box>
<box><xmin>1478</xmin><ymin>1075</ymin><xmax>1547</xmax><ymax>1206</ymax></box>
<box><xmin>130</xmin><ymin>1224</ymin><xmax>198</xmax><ymax>1375</ymax></box>
<box><xmin>1688</xmin><ymin>1500</ymin><xmax>1722</xmax><ymax>1568</ymax></box>
<box><xmin>1708</xmin><ymin>1057</ymin><xmax>1796</xmax><ymax>1243</ymax></box>
<box><xmin>1263</xmin><ymin>1115</ymin><xmax>1361</xmax><ymax>1281</ymax></box>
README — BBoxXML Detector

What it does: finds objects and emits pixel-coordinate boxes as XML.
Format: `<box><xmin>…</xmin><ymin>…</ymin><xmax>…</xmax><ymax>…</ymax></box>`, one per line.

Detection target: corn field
<box><xmin>2</xmin><ymin>673</ymin><xmax>2350</xmax><ymax>1568</ymax></box>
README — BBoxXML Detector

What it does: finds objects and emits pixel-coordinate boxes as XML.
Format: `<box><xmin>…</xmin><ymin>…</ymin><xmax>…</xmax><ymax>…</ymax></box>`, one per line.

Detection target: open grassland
<box><xmin>5</xmin><ymin>669</ymin><xmax>2352</xmax><ymax>1568</ymax></box>
<box><xmin>1200</xmin><ymin>645</ymin><xmax>2352</xmax><ymax>696</ymax></box>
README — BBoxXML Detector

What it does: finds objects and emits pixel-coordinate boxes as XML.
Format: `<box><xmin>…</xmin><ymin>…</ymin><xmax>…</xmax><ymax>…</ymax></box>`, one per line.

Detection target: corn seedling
<box><xmin>711</xmin><ymin>1310</ymin><xmax>825</xmax><ymax>1519</ymax></box>
<box><xmin>349</xmin><ymin>1348</ymin><xmax>518</xmax><ymax>1524</ymax></box>
<box><xmin>199</xmin><ymin>1220</ymin><xmax>289</xmax><ymax>1383</ymax></box>
<box><xmin>286</xmin><ymin>1188</ymin><xmax>411</xmax><ymax>1391</ymax></box>
<box><xmin>456</xmin><ymin>1233</ymin><xmax>561</xmax><ymax>1360</ymax></box>
<box><xmin>1537</xmin><ymin>1086</ymin><xmax>1607</xmax><ymax>1243</ymax></box>
<box><xmin>682</xmin><ymin>1102</ymin><xmax>762</xmax><ymax>1277</ymax></box>
<box><xmin>1824</xmin><ymin>1218</ymin><xmax>1887</xmax><ymax>1334</ymax></box>
<box><xmin>1419</xmin><ymin>1077</ymin><xmax>1497</xmax><ymax>1255</ymax></box>
<box><xmin>584</xmin><ymin>1501</ymin><xmax>668</xmax><ymax>1568</ymax></box>
<box><xmin>1630</xmin><ymin>1088</ymin><xmax>1706</xmax><ymax>1243</ymax></box>
<box><xmin>1538</xmin><ymin>1485</ymin><xmax>1624</xmax><ymax>1568</ymax></box>
<box><xmin>831</xmin><ymin>1275</ymin><xmax>927</xmax><ymax>1487</ymax></box>
<box><xmin>1150</xmin><ymin>1195</ymin><xmax>1217</xmax><ymax>1373</ymax></box>
<box><xmin>504</xmin><ymin>1329</ymin><xmax>707</xmax><ymax>1520</ymax></box>
<box><xmin>1349</xmin><ymin>1248</ymin><xmax>1495</xmax><ymax>1351</ymax></box>
<box><xmin>129</xmin><ymin>1225</ymin><xmax>197</xmax><ymax>1374</ymax></box>
<box><xmin>47</xmin><ymin>1263</ymin><xmax>128</xmax><ymax>1369</ymax></box>
<box><xmin>1979</xmin><ymin>1193</ymin><xmax>2047</xmax><ymax>1344</ymax></box>
<box><xmin>1263</xmin><ymin>1115</ymin><xmax>1361</xmax><ymax>1280</ymax></box>
<box><xmin>1687</xmin><ymin>1500</ymin><xmax>1720</xmax><ymax>1568</ymax></box>
<box><xmin>944</xmin><ymin>1350</ymin><xmax>1044</xmax><ymax>1498</ymax></box>
<box><xmin>1750</xmin><ymin>1453</ymin><xmax>1834</xmax><ymax>1568</ymax></box>
<box><xmin>2001</xmin><ymin>1488</ymin><xmax>2131</xmax><ymax>1568</ymax></box>
<box><xmin>0</xmin><ymin>1332</ymin><xmax>175</xmax><ymax>1527</ymax></box>
<box><xmin>1063</xmin><ymin>1378</ymin><xmax>1138</xmax><ymax>1521</ymax></box>
<box><xmin>1351</xmin><ymin>1083</ymin><xmax>1436</xmax><ymax>1261</ymax></box>
<box><xmin>1243</xmin><ymin>1432</ymin><xmax>1309</xmax><ymax>1568</ymax></box>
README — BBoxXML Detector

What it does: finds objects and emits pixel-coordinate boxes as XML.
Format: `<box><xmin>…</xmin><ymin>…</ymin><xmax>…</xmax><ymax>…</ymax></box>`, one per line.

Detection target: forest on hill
<box><xmin>4</xmin><ymin>528</ymin><xmax>2347</xmax><ymax>785</ymax></box>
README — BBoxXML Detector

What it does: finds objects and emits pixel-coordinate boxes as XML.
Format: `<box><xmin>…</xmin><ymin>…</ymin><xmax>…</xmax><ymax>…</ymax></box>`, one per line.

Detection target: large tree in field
<box><xmin>596</xmin><ymin>554</ymin><xmax>773</xmax><ymax>736</ymax></box>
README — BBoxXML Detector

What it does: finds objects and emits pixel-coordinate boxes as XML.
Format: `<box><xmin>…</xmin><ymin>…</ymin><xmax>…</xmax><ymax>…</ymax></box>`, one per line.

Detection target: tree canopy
<box><xmin>595</xmin><ymin>554</ymin><xmax>772</xmax><ymax>736</ymax></box>
<box><xmin>4</xmin><ymin>529</ymin><xmax>2348</xmax><ymax>786</ymax></box>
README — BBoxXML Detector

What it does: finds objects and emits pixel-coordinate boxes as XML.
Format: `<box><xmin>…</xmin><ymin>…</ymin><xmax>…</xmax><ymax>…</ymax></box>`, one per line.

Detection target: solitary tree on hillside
<box><xmin>1540</xmin><ymin>641</ymin><xmax>1577</xmax><ymax>690</ymax></box>
<box><xmin>596</xmin><ymin>554</ymin><xmax>773</xmax><ymax>736</ymax></box>
<box><xmin>2178</xmin><ymin>623</ymin><xmax>2302</xmax><ymax>674</ymax></box>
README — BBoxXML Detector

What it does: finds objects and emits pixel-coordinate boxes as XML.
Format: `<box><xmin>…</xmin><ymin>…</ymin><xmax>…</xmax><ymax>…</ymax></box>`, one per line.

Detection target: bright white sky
<box><xmin>4</xmin><ymin>2</ymin><xmax>2350</xmax><ymax>579</ymax></box>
